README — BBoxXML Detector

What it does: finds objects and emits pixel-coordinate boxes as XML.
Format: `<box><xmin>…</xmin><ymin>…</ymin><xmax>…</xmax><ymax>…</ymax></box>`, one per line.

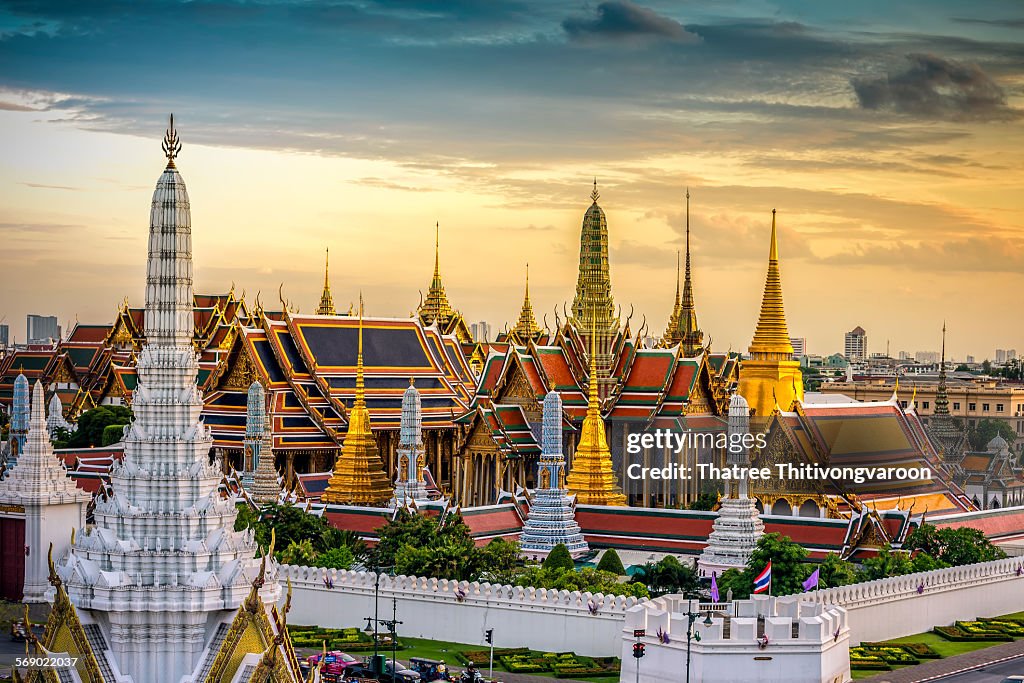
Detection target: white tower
<box><xmin>0</xmin><ymin>381</ymin><xmax>90</xmax><ymax>602</ymax></box>
<box><xmin>56</xmin><ymin>116</ymin><xmax>276</xmax><ymax>683</ymax></box>
<box><xmin>698</xmin><ymin>393</ymin><xmax>765</xmax><ymax>577</ymax></box>
<box><xmin>520</xmin><ymin>390</ymin><xmax>589</xmax><ymax>560</ymax></box>
<box><xmin>391</xmin><ymin>378</ymin><xmax>429</xmax><ymax>505</ymax></box>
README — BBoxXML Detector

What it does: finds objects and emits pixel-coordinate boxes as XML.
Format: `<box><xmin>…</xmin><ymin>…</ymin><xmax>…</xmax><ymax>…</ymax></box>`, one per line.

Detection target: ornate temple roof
<box><xmin>316</xmin><ymin>247</ymin><xmax>336</xmax><ymax>316</ymax></box>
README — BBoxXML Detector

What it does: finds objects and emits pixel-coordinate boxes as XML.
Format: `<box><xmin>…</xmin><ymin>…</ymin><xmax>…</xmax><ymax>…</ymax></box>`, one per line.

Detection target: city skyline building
<box><xmin>26</xmin><ymin>314</ymin><xmax>58</xmax><ymax>344</ymax></box>
<box><xmin>844</xmin><ymin>326</ymin><xmax>867</xmax><ymax>362</ymax></box>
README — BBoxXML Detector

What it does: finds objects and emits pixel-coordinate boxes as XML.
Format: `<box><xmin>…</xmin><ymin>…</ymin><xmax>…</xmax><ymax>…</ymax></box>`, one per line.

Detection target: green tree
<box><xmin>316</xmin><ymin>545</ymin><xmax>355</xmax><ymax>570</ymax></box>
<box><xmin>239</xmin><ymin>503</ymin><xmax>343</xmax><ymax>554</ymax></box>
<box><xmin>51</xmin><ymin>426</ymin><xmax>74</xmax><ymax>449</ymax></box>
<box><xmin>905</xmin><ymin>524</ymin><xmax>1005</xmax><ymax>566</ymax></box>
<box><xmin>715</xmin><ymin>533</ymin><xmax>810</xmax><ymax>598</ymax></box>
<box><xmin>967</xmin><ymin>419</ymin><xmax>1017</xmax><ymax>451</ymax></box>
<box><xmin>630</xmin><ymin>556</ymin><xmax>698</xmax><ymax>596</ymax></box>
<box><xmin>69</xmin><ymin>406</ymin><xmax>130</xmax><ymax>448</ymax></box>
<box><xmin>277</xmin><ymin>539</ymin><xmax>318</xmax><ymax>565</ymax></box>
<box><xmin>858</xmin><ymin>545</ymin><xmax>914</xmax><ymax>581</ymax></box>
<box><xmin>596</xmin><ymin>549</ymin><xmax>626</xmax><ymax>575</ymax></box>
<box><xmin>687</xmin><ymin>492</ymin><xmax>718</xmax><ymax>511</ymax></box>
<box><xmin>542</xmin><ymin>544</ymin><xmax>575</xmax><ymax>572</ymax></box>
<box><xmin>818</xmin><ymin>553</ymin><xmax>858</xmax><ymax>588</ymax></box>
<box><xmin>101</xmin><ymin>423</ymin><xmax>126</xmax><ymax>446</ymax></box>
<box><xmin>374</xmin><ymin>509</ymin><xmax>446</xmax><ymax>567</ymax></box>
<box><xmin>477</xmin><ymin>538</ymin><xmax>522</xmax><ymax>583</ymax></box>
<box><xmin>716</xmin><ymin>568</ymin><xmax>749</xmax><ymax>600</ymax></box>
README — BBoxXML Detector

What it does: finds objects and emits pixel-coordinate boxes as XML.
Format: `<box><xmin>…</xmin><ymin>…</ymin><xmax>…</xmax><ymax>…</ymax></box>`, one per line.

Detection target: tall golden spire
<box><xmin>417</xmin><ymin>222</ymin><xmax>456</xmax><ymax>327</ymax></box>
<box><xmin>161</xmin><ymin>113</ymin><xmax>181</xmax><ymax>169</ymax></box>
<box><xmin>677</xmin><ymin>188</ymin><xmax>704</xmax><ymax>356</ymax></box>
<box><xmin>749</xmin><ymin>209</ymin><xmax>794</xmax><ymax>359</ymax></box>
<box><xmin>513</xmin><ymin>262</ymin><xmax>540</xmax><ymax>342</ymax></box>
<box><xmin>566</xmin><ymin>307</ymin><xmax>627</xmax><ymax>506</ymax></box>
<box><xmin>738</xmin><ymin>209</ymin><xmax>802</xmax><ymax>421</ymax></box>
<box><xmin>316</xmin><ymin>247</ymin><xmax>336</xmax><ymax>316</ymax></box>
<box><xmin>322</xmin><ymin>295</ymin><xmax>392</xmax><ymax>506</ymax></box>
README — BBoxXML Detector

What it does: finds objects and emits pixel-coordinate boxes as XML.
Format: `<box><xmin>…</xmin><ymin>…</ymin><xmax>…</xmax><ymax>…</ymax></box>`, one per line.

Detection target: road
<box><xmin>924</xmin><ymin>654</ymin><xmax>1024</xmax><ymax>682</ymax></box>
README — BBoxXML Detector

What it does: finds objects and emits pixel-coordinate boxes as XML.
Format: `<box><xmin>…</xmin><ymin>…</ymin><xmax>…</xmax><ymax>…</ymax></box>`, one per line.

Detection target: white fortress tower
<box><xmin>698</xmin><ymin>392</ymin><xmax>764</xmax><ymax>577</ymax></box>
<box><xmin>55</xmin><ymin>117</ymin><xmax>276</xmax><ymax>683</ymax></box>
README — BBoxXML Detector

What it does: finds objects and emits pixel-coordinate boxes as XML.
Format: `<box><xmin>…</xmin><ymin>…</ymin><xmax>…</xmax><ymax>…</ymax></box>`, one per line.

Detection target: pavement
<box><xmin>860</xmin><ymin>639</ymin><xmax>1024</xmax><ymax>683</ymax></box>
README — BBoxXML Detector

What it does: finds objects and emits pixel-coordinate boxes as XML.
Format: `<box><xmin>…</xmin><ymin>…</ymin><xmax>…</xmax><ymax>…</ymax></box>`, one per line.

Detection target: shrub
<box><xmin>543</xmin><ymin>544</ymin><xmax>575</xmax><ymax>572</ymax></box>
<box><xmin>596</xmin><ymin>549</ymin><xmax>626</xmax><ymax>575</ymax></box>
<box><xmin>934</xmin><ymin>625</ymin><xmax>1012</xmax><ymax>642</ymax></box>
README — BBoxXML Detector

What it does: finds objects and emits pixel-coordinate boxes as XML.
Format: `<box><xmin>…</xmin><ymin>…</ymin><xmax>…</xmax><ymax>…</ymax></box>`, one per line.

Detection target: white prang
<box><xmin>520</xmin><ymin>390</ymin><xmax>589</xmax><ymax>560</ymax></box>
<box><xmin>698</xmin><ymin>393</ymin><xmax>764</xmax><ymax>577</ymax></box>
<box><xmin>55</xmin><ymin>135</ymin><xmax>277</xmax><ymax>683</ymax></box>
<box><xmin>391</xmin><ymin>380</ymin><xmax>430</xmax><ymax>506</ymax></box>
<box><xmin>0</xmin><ymin>381</ymin><xmax>90</xmax><ymax>602</ymax></box>
<box><xmin>46</xmin><ymin>392</ymin><xmax>76</xmax><ymax>439</ymax></box>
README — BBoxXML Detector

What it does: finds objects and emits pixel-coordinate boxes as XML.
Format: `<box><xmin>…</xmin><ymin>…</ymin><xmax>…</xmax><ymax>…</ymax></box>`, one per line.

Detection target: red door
<box><xmin>0</xmin><ymin>516</ymin><xmax>25</xmax><ymax>601</ymax></box>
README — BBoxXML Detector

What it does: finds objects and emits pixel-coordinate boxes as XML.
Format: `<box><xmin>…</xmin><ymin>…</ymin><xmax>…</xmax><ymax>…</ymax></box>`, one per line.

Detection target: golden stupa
<box><xmin>738</xmin><ymin>209</ymin><xmax>803</xmax><ymax>423</ymax></box>
<box><xmin>321</xmin><ymin>298</ymin><xmax>393</xmax><ymax>506</ymax></box>
<box><xmin>565</xmin><ymin>320</ymin><xmax>627</xmax><ymax>506</ymax></box>
<box><xmin>512</xmin><ymin>263</ymin><xmax>540</xmax><ymax>342</ymax></box>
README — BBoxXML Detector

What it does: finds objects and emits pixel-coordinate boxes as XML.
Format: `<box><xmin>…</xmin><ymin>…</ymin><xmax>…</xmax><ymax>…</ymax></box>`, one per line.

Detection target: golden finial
<box><xmin>590</xmin><ymin>177</ymin><xmax>600</xmax><ymax>203</ymax></box>
<box><xmin>409</xmin><ymin>377</ymin><xmax>415</xmax><ymax>387</ymax></box>
<box><xmin>47</xmin><ymin>542</ymin><xmax>60</xmax><ymax>587</ymax></box>
<box><xmin>317</xmin><ymin>247</ymin><xmax>336</xmax><ymax>315</ymax></box>
<box><xmin>434</xmin><ymin>221</ymin><xmax>440</xmax><ymax>276</ymax></box>
<box><xmin>356</xmin><ymin>292</ymin><xmax>365</xmax><ymax>403</ymax></box>
<box><xmin>161</xmin><ymin>113</ymin><xmax>182</xmax><ymax>168</ymax></box>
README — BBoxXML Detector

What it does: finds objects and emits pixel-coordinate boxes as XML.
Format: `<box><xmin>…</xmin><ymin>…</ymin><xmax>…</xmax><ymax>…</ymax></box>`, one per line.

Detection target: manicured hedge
<box><xmin>934</xmin><ymin>625</ymin><xmax>1012</xmax><ymax>642</ymax></box>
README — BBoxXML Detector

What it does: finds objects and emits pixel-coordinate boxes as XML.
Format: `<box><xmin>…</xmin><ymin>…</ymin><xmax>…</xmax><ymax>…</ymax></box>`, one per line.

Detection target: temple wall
<box><xmin>278</xmin><ymin>565</ymin><xmax>642</xmax><ymax>656</ymax></box>
<box><xmin>804</xmin><ymin>555</ymin><xmax>1024</xmax><ymax>643</ymax></box>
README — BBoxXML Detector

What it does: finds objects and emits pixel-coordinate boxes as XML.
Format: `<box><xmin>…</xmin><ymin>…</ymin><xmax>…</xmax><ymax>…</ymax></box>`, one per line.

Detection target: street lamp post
<box><xmin>682</xmin><ymin>594</ymin><xmax>714</xmax><ymax>683</ymax></box>
<box><xmin>363</xmin><ymin>562</ymin><xmax>394</xmax><ymax>676</ymax></box>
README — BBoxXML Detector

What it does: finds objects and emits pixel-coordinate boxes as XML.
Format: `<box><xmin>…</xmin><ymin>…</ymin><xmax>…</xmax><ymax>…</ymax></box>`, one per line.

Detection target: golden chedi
<box><xmin>322</xmin><ymin>300</ymin><xmax>392</xmax><ymax>506</ymax></box>
<box><xmin>738</xmin><ymin>209</ymin><xmax>803</xmax><ymax>424</ymax></box>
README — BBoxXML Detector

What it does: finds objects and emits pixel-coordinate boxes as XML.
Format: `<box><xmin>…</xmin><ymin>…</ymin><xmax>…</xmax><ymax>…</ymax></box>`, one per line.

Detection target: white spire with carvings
<box><xmin>391</xmin><ymin>378</ymin><xmax>429</xmax><ymax>506</ymax></box>
<box><xmin>56</xmin><ymin>116</ymin><xmax>275</xmax><ymax>683</ymax></box>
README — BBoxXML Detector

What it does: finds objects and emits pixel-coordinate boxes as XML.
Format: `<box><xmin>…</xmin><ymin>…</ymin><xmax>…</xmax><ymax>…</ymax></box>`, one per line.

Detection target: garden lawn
<box><xmin>884</xmin><ymin>631</ymin><xmax>1011</xmax><ymax>658</ymax></box>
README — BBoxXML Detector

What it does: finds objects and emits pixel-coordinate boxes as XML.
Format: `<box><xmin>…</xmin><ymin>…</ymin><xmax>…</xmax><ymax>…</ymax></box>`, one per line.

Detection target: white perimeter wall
<box><xmin>280</xmin><ymin>556</ymin><xmax>1024</xmax><ymax>655</ymax></box>
<box><xmin>278</xmin><ymin>565</ymin><xmax>643</xmax><ymax>656</ymax></box>
<box><xmin>805</xmin><ymin>555</ymin><xmax>1024</xmax><ymax>643</ymax></box>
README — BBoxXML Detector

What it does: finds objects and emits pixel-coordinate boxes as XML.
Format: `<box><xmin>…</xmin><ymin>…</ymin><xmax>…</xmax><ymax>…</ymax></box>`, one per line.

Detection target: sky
<box><xmin>0</xmin><ymin>0</ymin><xmax>1022</xmax><ymax>360</ymax></box>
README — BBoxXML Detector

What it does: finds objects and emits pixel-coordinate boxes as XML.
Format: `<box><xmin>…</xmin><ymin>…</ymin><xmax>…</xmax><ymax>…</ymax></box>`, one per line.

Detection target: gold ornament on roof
<box><xmin>161</xmin><ymin>113</ymin><xmax>182</xmax><ymax>168</ymax></box>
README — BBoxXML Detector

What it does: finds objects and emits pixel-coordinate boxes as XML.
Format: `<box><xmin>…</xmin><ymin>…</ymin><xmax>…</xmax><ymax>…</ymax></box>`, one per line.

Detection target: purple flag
<box><xmin>802</xmin><ymin>568</ymin><xmax>820</xmax><ymax>592</ymax></box>
<box><xmin>711</xmin><ymin>573</ymin><xmax>720</xmax><ymax>603</ymax></box>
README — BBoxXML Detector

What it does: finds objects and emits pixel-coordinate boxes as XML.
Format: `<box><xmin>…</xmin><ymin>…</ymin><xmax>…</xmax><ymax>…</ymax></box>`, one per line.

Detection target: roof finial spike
<box><xmin>356</xmin><ymin>292</ymin><xmax>365</xmax><ymax>404</ymax></box>
<box><xmin>161</xmin><ymin>113</ymin><xmax>182</xmax><ymax>168</ymax></box>
<box><xmin>591</xmin><ymin>177</ymin><xmax>600</xmax><ymax>203</ymax></box>
<box><xmin>434</xmin><ymin>221</ymin><xmax>440</xmax><ymax>276</ymax></box>
<box><xmin>769</xmin><ymin>208</ymin><xmax>778</xmax><ymax>262</ymax></box>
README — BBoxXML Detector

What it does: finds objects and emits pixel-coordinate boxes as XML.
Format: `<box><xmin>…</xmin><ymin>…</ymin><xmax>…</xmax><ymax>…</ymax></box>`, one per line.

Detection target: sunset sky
<box><xmin>1</xmin><ymin>0</ymin><xmax>1022</xmax><ymax>359</ymax></box>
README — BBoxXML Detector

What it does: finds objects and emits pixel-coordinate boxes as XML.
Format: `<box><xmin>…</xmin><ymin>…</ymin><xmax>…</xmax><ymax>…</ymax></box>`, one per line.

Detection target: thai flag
<box><xmin>753</xmin><ymin>561</ymin><xmax>772</xmax><ymax>594</ymax></box>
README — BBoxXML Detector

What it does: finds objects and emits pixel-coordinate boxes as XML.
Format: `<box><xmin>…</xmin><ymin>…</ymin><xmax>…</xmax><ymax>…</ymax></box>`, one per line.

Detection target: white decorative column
<box><xmin>392</xmin><ymin>379</ymin><xmax>430</xmax><ymax>506</ymax></box>
<box><xmin>0</xmin><ymin>381</ymin><xmax>90</xmax><ymax>602</ymax></box>
<box><xmin>699</xmin><ymin>393</ymin><xmax>764</xmax><ymax>577</ymax></box>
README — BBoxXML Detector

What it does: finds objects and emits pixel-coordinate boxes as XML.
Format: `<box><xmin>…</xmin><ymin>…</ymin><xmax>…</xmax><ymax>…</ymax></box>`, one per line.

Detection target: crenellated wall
<box><xmin>805</xmin><ymin>555</ymin><xmax>1024</xmax><ymax>643</ymax></box>
<box><xmin>278</xmin><ymin>565</ymin><xmax>644</xmax><ymax>656</ymax></box>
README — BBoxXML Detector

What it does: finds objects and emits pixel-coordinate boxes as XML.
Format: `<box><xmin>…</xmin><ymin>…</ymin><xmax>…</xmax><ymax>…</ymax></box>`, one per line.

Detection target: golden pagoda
<box><xmin>322</xmin><ymin>298</ymin><xmax>393</xmax><ymax>506</ymax></box>
<box><xmin>660</xmin><ymin>250</ymin><xmax>683</xmax><ymax>347</ymax></box>
<box><xmin>565</xmin><ymin>319</ymin><xmax>627</xmax><ymax>506</ymax></box>
<box><xmin>568</xmin><ymin>180</ymin><xmax>620</xmax><ymax>391</ymax></box>
<box><xmin>738</xmin><ymin>209</ymin><xmax>803</xmax><ymax>423</ymax></box>
<box><xmin>512</xmin><ymin>263</ymin><xmax>540</xmax><ymax>342</ymax></box>
<box><xmin>316</xmin><ymin>247</ymin><xmax>336</xmax><ymax>315</ymax></box>
<box><xmin>418</xmin><ymin>222</ymin><xmax>455</xmax><ymax>327</ymax></box>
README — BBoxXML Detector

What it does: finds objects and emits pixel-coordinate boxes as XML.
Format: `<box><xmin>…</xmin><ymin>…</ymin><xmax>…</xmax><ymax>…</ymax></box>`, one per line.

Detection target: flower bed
<box><xmin>934</xmin><ymin>625</ymin><xmax>1012</xmax><ymax>642</ymax></box>
<box><xmin>850</xmin><ymin>645</ymin><xmax>917</xmax><ymax>666</ymax></box>
<box><xmin>456</xmin><ymin>648</ymin><xmax>530</xmax><ymax>667</ymax></box>
<box><xmin>976</xmin><ymin>620</ymin><xmax>1024</xmax><ymax>637</ymax></box>
<box><xmin>287</xmin><ymin>625</ymin><xmax>399</xmax><ymax>651</ymax></box>
<box><xmin>848</xmin><ymin>651</ymin><xmax>891</xmax><ymax>672</ymax></box>
<box><xmin>863</xmin><ymin>642</ymin><xmax>941</xmax><ymax>659</ymax></box>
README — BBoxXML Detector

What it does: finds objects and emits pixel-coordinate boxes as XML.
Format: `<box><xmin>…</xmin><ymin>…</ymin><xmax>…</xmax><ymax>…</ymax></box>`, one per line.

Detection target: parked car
<box><xmin>304</xmin><ymin>651</ymin><xmax>361</xmax><ymax>681</ymax></box>
<box><xmin>345</xmin><ymin>660</ymin><xmax>421</xmax><ymax>683</ymax></box>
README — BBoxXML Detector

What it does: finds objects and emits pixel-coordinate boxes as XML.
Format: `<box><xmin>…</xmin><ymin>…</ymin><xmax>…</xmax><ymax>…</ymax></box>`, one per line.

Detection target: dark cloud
<box><xmin>951</xmin><ymin>17</ymin><xmax>1024</xmax><ymax>30</ymax></box>
<box><xmin>562</xmin><ymin>1</ymin><xmax>698</xmax><ymax>44</ymax></box>
<box><xmin>852</xmin><ymin>53</ymin><xmax>1019</xmax><ymax>121</ymax></box>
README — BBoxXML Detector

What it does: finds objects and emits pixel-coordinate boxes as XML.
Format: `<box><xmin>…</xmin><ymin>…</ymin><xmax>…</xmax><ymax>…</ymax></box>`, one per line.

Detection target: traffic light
<box><xmin>632</xmin><ymin>643</ymin><xmax>645</xmax><ymax>659</ymax></box>
<box><xmin>485</xmin><ymin>629</ymin><xmax>493</xmax><ymax>645</ymax></box>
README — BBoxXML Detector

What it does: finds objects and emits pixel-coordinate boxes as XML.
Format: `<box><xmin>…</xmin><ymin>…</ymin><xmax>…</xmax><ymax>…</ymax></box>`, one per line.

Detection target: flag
<box><xmin>753</xmin><ymin>561</ymin><xmax>772</xmax><ymax>594</ymax></box>
<box><xmin>802</xmin><ymin>568</ymin><xmax>819</xmax><ymax>592</ymax></box>
<box><xmin>711</xmin><ymin>573</ymin><xmax>720</xmax><ymax>603</ymax></box>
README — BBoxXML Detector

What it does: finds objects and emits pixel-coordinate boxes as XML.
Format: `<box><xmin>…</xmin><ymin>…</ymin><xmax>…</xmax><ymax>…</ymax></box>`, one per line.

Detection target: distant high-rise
<box><xmin>966</xmin><ymin>355</ymin><xmax>975</xmax><ymax>364</ymax></box>
<box><xmin>26</xmin><ymin>314</ymin><xmax>58</xmax><ymax>344</ymax></box>
<box><xmin>789</xmin><ymin>337</ymin><xmax>806</xmax><ymax>360</ymax></box>
<box><xmin>1010</xmin><ymin>349</ymin><xmax>1018</xmax><ymax>361</ymax></box>
<box><xmin>996</xmin><ymin>349</ymin><xmax>1007</xmax><ymax>363</ymax></box>
<box><xmin>471</xmin><ymin>321</ymin><xmax>492</xmax><ymax>343</ymax></box>
<box><xmin>0</xmin><ymin>323</ymin><xmax>8</xmax><ymax>348</ymax></box>
<box><xmin>915</xmin><ymin>351</ymin><xmax>940</xmax><ymax>364</ymax></box>
<box><xmin>844</xmin><ymin>326</ymin><xmax>867</xmax><ymax>362</ymax></box>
